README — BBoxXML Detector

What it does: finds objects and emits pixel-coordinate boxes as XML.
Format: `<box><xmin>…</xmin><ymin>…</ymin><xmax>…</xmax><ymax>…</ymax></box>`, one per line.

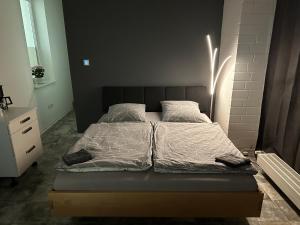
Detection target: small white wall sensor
<box><xmin>83</xmin><ymin>59</ymin><xmax>90</xmax><ymax>66</ymax></box>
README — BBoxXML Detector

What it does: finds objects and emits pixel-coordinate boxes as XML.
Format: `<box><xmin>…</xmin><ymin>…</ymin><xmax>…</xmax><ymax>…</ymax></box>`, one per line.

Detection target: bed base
<box><xmin>48</xmin><ymin>190</ymin><xmax>263</xmax><ymax>217</ymax></box>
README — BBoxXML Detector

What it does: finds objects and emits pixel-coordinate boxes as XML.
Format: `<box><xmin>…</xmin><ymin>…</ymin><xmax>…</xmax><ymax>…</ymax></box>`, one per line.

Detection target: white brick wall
<box><xmin>227</xmin><ymin>0</ymin><xmax>276</xmax><ymax>152</ymax></box>
<box><xmin>215</xmin><ymin>0</ymin><xmax>276</xmax><ymax>152</ymax></box>
<box><xmin>214</xmin><ymin>0</ymin><xmax>243</xmax><ymax>135</ymax></box>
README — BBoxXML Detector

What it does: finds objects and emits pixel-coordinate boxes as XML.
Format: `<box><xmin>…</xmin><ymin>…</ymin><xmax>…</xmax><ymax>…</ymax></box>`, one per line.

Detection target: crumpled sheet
<box><xmin>56</xmin><ymin>122</ymin><xmax>153</xmax><ymax>172</ymax></box>
<box><xmin>153</xmin><ymin>122</ymin><xmax>257</xmax><ymax>174</ymax></box>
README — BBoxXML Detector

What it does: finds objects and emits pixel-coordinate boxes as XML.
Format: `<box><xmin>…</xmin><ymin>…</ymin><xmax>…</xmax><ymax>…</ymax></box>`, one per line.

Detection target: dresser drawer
<box><xmin>10</xmin><ymin>120</ymin><xmax>43</xmax><ymax>175</ymax></box>
<box><xmin>8</xmin><ymin>109</ymin><xmax>37</xmax><ymax>134</ymax></box>
<box><xmin>10</xmin><ymin>120</ymin><xmax>41</xmax><ymax>154</ymax></box>
<box><xmin>14</xmin><ymin>138</ymin><xmax>42</xmax><ymax>176</ymax></box>
<box><xmin>0</xmin><ymin>107</ymin><xmax>43</xmax><ymax>178</ymax></box>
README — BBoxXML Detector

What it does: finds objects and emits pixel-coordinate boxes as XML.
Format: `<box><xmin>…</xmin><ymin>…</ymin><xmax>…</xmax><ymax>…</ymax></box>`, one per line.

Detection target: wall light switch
<box><xmin>83</xmin><ymin>59</ymin><xmax>90</xmax><ymax>66</ymax></box>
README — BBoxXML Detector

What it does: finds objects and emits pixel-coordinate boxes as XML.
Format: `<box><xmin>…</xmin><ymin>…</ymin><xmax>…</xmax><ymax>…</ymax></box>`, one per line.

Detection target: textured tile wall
<box><xmin>228</xmin><ymin>0</ymin><xmax>277</xmax><ymax>151</ymax></box>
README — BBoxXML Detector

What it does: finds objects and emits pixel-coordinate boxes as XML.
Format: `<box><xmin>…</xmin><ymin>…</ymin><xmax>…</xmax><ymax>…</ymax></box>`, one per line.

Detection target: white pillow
<box><xmin>161</xmin><ymin>101</ymin><xmax>209</xmax><ymax>123</ymax></box>
<box><xmin>102</xmin><ymin>103</ymin><xmax>146</xmax><ymax>122</ymax></box>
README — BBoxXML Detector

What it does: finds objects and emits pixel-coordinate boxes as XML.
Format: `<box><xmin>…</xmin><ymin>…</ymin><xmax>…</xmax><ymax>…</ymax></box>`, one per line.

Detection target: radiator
<box><xmin>257</xmin><ymin>153</ymin><xmax>300</xmax><ymax>209</ymax></box>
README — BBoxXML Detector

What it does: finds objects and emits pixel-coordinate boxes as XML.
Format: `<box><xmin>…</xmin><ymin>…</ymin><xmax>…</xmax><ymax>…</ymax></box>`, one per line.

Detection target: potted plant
<box><xmin>32</xmin><ymin>65</ymin><xmax>45</xmax><ymax>84</ymax></box>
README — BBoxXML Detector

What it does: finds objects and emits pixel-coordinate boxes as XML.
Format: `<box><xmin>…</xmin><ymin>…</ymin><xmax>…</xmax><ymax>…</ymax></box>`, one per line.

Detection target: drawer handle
<box><xmin>26</xmin><ymin>145</ymin><xmax>36</xmax><ymax>154</ymax></box>
<box><xmin>22</xmin><ymin>127</ymin><xmax>32</xmax><ymax>134</ymax></box>
<box><xmin>20</xmin><ymin>117</ymin><xmax>31</xmax><ymax>124</ymax></box>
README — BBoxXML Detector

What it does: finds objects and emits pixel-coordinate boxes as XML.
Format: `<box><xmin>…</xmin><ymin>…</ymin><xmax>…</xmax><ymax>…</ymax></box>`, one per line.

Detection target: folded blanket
<box><xmin>63</xmin><ymin>149</ymin><xmax>93</xmax><ymax>166</ymax></box>
<box><xmin>215</xmin><ymin>154</ymin><xmax>251</xmax><ymax>168</ymax></box>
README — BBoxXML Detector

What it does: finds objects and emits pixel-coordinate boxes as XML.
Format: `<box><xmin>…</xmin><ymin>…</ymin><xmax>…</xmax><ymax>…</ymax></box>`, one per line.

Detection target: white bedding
<box><xmin>99</xmin><ymin>112</ymin><xmax>211</xmax><ymax>123</ymax></box>
<box><xmin>57</xmin><ymin>112</ymin><xmax>252</xmax><ymax>174</ymax></box>
<box><xmin>153</xmin><ymin>122</ymin><xmax>256</xmax><ymax>174</ymax></box>
<box><xmin>56</xmin><ymin>122</ymin><xmax>153</xmax><ymax>172</ymax></box>
<box><xmin>145</xmin><ymin>112</ymin><xmax>162</xmax><ymax>122</ymax></box>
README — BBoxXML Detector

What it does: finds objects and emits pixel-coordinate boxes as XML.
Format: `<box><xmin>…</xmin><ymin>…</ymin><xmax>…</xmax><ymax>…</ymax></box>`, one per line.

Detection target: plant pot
<box><xmin>33</xmin><ymin>77</ymin><xmax>46</xmax><ymax>84</ymax></box>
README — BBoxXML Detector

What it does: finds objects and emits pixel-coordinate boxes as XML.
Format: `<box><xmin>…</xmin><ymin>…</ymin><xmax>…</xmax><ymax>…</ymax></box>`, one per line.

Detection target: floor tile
<box><xmin>274</xmin><ymin>200</ymin><xmax>300</xmax><ymax>222</ymax></box>
<box><xmin>258</xmin><ymin>181</ymin><xmax>285</xmax><ymax>201</ymax></box>
<box><xmin>258</xmin><ymin>222</ymin><xmax>291</xmax><ymax>225</ymax></box>
<box><xmin>258</xmin><ymin>200</ymin><xmax>289</xmax><ymax>222</ymax></box>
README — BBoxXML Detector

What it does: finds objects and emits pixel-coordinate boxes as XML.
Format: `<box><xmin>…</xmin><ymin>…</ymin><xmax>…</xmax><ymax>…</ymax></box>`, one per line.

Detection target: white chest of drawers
<box><xmin>0</xmin><ymin>107</ymin><xmax>43</xmax><ymax>177</ymax></box>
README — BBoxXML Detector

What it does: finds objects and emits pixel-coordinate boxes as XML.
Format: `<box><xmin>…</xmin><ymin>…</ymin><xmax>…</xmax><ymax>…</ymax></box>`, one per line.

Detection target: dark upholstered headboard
<box><xmin>101</xmin><ymin>86</ymin><xmax>210</xmax><ymax>115</ymax></box>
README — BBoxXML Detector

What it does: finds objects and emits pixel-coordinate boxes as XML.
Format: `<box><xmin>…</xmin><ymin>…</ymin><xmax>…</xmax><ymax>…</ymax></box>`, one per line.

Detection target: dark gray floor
<box><xmin>0</xmin><ymin>111</ymin><xmax>299</xmax><ymax>225</ymax></box>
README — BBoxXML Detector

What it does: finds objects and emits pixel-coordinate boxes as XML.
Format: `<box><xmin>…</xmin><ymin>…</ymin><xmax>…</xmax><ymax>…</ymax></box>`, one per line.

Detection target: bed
<box><xmin>48</xmin><ymin>86</ymin><xmax>263</xmax><ymax>217</ymax></box>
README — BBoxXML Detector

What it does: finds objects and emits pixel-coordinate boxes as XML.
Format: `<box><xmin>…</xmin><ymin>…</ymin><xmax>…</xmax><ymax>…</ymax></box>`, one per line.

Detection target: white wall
<box><xmin>229</xmin><ymin>0</ymin><xmax>276</xmax><ymax>151</ymax></box>
<box><xmin>215</xmin><ymin>0</ymin><xmax>243</xmax><ymax>135</ymax></box>
<box><xmin>32</xmin><ymin>0</ymin><xmax>73</xmax><ymax>132</ymax></box>
<box><xmin>0</xmin><ymin>0</ymin><xmax>73</xmax><ymax>133</ymax></box>
<box><xmin>0</xmin><ymin>0</ymin><xmax>36</xmax><ymax>108</ymax></box>
<box><xmin>216</xmin><ymin>0</ymin><xmax>276</xmax><ymax>152</ymax></box>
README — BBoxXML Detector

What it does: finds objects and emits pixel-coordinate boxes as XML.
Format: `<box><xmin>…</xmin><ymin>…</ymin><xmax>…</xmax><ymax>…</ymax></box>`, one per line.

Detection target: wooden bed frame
<box><xmin>49</xmin><ymin>86</ymin><xmax>263</xmax><ymax>217</ymax></box>
<box><xmin>48</xmin><ymin>190</ymin><xmax>263</xmax><ymax>217</ymax></box>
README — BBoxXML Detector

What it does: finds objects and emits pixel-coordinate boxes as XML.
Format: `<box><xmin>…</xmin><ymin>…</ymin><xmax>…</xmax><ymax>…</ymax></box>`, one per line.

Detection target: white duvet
<box><xmin>153</xmin><ymin>122</ymin><xmax>256</xmax><ymax>174</ymax></box>
<box><xmin>56</xmin><ymin>122</ymin><xmax>153</xmax><ymax>172</ymax></box>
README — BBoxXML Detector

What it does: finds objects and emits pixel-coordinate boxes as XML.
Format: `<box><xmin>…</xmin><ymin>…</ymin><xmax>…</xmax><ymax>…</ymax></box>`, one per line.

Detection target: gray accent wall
<box><xmin>62</xmin><ymin>0</ymin><xmax>224</xmax><ymax>132</ymax></box>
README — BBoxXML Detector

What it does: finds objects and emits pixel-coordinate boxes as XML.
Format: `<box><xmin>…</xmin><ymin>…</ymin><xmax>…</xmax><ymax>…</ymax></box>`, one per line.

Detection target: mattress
<box><xmin>145</xmin><ymin>112</ymin><xmax>162</xmax><ymax>122</ymax></box>
<box><xmin>53</xmin><ymin>112</ymin><xmax>257</xmax><ymax>192</ymax></box>
<box><xmin>53</xmin><ymin>170</ymin><xmax>258</xmax><ymax>192</ymax></box>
